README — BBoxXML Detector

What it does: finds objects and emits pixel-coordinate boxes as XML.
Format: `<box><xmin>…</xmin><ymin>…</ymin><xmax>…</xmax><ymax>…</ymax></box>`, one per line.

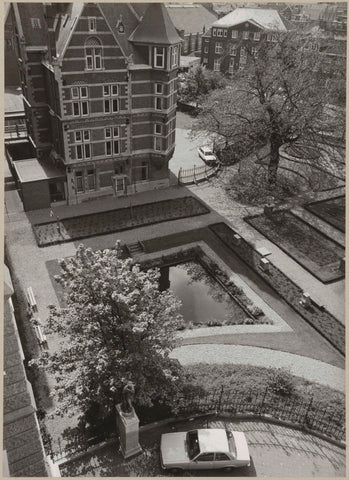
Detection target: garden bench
<box><xmin>26</xmin><ymin>287</ymin><xmax>37</xmax><ymax>311</ymax></box>
<box><xmin>34</xmin><ymin>324</ymin><xmax>47</xmax><ymax>347</ymax></box>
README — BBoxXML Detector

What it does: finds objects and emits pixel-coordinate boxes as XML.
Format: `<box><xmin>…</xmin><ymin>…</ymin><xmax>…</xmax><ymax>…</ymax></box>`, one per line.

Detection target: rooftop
<box><xmin>5</xmin><ymin>87</ymin><xmax>24</xmax><ymax>115</ymax></box>
<box><xmin>14</xmin><ymin>158</ymin><xmax>65</xmax><ymax>183</ymax></box>
<box><xmin>212</xmin><ymin>7</ymin><xmax>287</xmax><ymax>31</ymax></box>
<box><xmin>165</xmin><ymin>4</ymin><xmax>217</xmax><ymax>35</ymax></box>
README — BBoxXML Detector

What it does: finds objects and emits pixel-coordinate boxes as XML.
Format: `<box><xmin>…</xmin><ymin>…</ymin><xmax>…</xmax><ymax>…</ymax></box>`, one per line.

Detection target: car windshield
<box><xmin>186</xmin><ymin>430</ymin><xmax>200</xmax><ymax>460</ymax></box>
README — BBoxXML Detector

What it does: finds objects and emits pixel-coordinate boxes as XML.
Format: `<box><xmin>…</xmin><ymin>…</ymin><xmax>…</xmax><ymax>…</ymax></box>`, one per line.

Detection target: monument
<box><xmin>116</xmin><ymin>381</ymin><xmax>142</xmax><ymax>458</ymax></box>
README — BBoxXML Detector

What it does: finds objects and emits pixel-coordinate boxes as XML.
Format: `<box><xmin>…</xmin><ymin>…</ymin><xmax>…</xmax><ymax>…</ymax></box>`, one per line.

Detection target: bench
<box><xmin>26</xmin><ymin>287</ymin><xmax>37</xmax><ymax>311</ymax></box>
<box><xmin>34</xmin><ymin>324</ymin><xmax>47</xmax><ymax>346</ymax></box>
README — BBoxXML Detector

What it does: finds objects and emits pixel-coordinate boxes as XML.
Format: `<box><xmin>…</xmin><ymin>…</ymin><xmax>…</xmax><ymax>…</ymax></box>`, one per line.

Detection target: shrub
<box><xmin>266</xmin><ymin>368</ymin><xmax>296</xmax><ymax>397</ymax></box>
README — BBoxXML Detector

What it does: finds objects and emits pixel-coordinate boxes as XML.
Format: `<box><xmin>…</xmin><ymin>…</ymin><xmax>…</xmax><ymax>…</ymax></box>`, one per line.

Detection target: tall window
<box><xmin>215</xmin><ymin>42</ymin><xmax>223</xmax><ymax>54</ymax></box>
<box><xmin>243</xmin><ymin>31</ymin><xmax>249</xmax><ymax>40</ymax></box>
<box><xmin>105</xmin><ymin>139</ymin><xmax>120</xmax><ymax>156</ymax></box>
<box><xmin>217</xmin><ymin>29</ymin><xmax>223</xmax><ymax>37</ymax></box>
<box><xmin>231</xmin><ymin>30</ymin><xmax>238</xmax><ymax>39</ymax></box>
<box><xmin>213</xmin><ymin>59</ymin><xmax>220</xmax><ymax>72</ymax></box>
<box><xmin>251</xmin><ymin>47</ymin><xmax>258</xmax><ymax>56</ymax></box>
<box><xmin>155</xmin><ymin>83</ymin><xmax>163</xmax><ymax>94</ymax></box>
<box><xmin>240</xmin><ymin>47</ymin><xmax>247</xmax><ymax>66</ymax></box>
<box><xmin>75</xmin><ymin>130</ymin><xmax>91</xmax><ymax>159</ymax></box>
<box><xmin>88</xmin><ymin>18</ymin><xmax>96</xmax><ymax>33</ymax></box>
<box><xmin>154</xmin><ymin>47</ymin><xmax>165</xmax><ymax>68</ymax></box>
<box><xmin>212</xmin><ymin>29</ymin><xmax>216</xmax><ymax>36</ymax></box>
<box><xmin>155</xmin><ymin>97</ymin><xmax>162</xmax><ymax>110</ymax></box>
<box><xmin>230</xmin><ymin>45</ymin><xmax>237</xmax><ymax>56</ymax></box>
<box><xmin>72</xmin><ymin>86</ymin><xmax>88</xmax><ymax>99</ymax></box>
<box><xmin>87</xmin><ymin>169</ymin><xmax>96</xmax><ymax>190</ymax></box>
<box><xmin>254</xmin><ymin>32</ymin><xmax>261</xmax><ymax>41</ymax></box>
<box><xmin>31</xmin><ymin>18</ymin><xmax>41</xmax><ymax>29</ymax></box>
<box><xmin>154</xmin><ymin>124</ymin><xmax>162</xmax><ymax>135</ymax></box>
<box><xmin>171</xmin><ymin>45</ymin><xmax>178</xmax><ymax>67</ymax></box>
<box><xmin>85</xmin><ymin>37</ymin><xmax>102</xmax><ymax>70</ymax></box>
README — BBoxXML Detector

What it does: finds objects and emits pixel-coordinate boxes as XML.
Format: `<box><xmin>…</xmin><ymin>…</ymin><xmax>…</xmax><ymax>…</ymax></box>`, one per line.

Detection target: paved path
<box><xmin>171</xmin><ymin>345</ymin><xmax>345</xmax><ymax>393</ymax></box>
<box><xmin>61</xmin><ymin>417</ymin><xmax>346</xmax><ymax>477</ymax></box>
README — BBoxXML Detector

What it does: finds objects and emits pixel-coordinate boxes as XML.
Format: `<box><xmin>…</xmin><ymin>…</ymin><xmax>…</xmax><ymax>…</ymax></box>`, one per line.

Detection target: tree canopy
<box><xmin>178</xmin><ymin>64</ymin><xmax>226</xmax><ymax>106</ymax></box>
<box><xmin>192</xmin><ymin>32</ymin><xmax>345</xmax><ymax>184</ymax></box>
<box><xmin>30</xmin><ymin>243</ymin><xmax>188</xmax><ymax>418</ymax></box>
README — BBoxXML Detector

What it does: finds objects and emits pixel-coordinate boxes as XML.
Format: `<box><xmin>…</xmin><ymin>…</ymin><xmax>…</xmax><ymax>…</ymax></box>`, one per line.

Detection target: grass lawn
<box><xmin>305</xmin><ymin>196</ymin><xmax>345</xmax><ymax>233</ymax></box>
<box><xmin>33</xmin><ymin>196</ymin><xmax>210</xmax><ymax>247</ymax></box>
<box><xmin>245</xmin><ymin>210</ymin><xmax>344</xmax><ymax>283</ymax></box>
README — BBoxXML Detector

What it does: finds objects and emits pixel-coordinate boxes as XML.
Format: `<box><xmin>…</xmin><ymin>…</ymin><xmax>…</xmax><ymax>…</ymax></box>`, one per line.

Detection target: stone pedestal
<box><xmin>116</xmin><ymin>404</ymin><xmax>142</xmax><ymax>459</ymax></box>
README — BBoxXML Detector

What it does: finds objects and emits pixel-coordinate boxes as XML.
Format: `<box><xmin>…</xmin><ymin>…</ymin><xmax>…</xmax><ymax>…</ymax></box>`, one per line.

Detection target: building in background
<box><xmin>6</xmin><ymin>3</ymin><xmax>181</xmax><ymax>210</ymax></box>
<box><xmin>166</xmin><ymin>3</ymin><xmax>217</xmax><ymax>55</ymax></box>
<box><xmin>201</xmin><ymin>7</ymin><xmax>288</xmax><ymax>75</ymax></box>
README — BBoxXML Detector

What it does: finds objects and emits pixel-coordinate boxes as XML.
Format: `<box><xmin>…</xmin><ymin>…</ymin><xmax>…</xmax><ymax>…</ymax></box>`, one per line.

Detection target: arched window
<box><xmin>85</xmin><ymin>37</ymin><xmax>102</xmax><ymax>70</ymax></box>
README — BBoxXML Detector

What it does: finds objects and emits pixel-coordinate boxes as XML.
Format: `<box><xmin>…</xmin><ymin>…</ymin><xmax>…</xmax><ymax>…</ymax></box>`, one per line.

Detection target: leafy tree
<box><xmin>30</xmin><ymin>243</ymin><xmax>188</xmax><ymax>418</ymax></box>
<box><xmin>192</xmin><ymin>32</ymin><xmax>345</xmax><ymax>184</ymax></box>
<box><xmin>178</xmin><ymin>64</ymin><xmax>226</xmax><ymax>107</ymax></box>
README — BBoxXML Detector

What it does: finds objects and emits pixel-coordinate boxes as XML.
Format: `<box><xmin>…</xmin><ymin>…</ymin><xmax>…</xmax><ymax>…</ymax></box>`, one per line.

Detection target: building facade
<box><xmin>8</xmin><ymin>3</ymin><xmax>181</xmax><ymax>208</ymax></box>
<box><xmin>201</xmin><ymin>8</ymin><xmax>288</xmax><ymax>75</ymax></box>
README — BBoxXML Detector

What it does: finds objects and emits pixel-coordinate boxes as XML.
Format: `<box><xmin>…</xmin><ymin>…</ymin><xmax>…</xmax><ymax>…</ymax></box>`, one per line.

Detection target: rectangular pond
<box><xmin>159</xmin><ymin>261</ymin><xmax>247</xmax><ymax>327</ymax></box>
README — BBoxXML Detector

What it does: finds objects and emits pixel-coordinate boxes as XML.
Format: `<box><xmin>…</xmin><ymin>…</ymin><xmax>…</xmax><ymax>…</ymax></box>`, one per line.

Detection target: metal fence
<box><xmin>176</xmin><ymin>386</ymin><xmax>345</xmax><ymax>443</ymax></box>
<box><xmin>178</xmin><ymin>163</ymin><xmax>221</xmax><ymax>185</ymax></box>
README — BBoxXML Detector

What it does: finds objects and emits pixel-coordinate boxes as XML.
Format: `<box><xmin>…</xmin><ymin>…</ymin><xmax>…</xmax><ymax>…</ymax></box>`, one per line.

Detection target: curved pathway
<box><xmin>171</xmin><ymin>344</ymin><xmax>345</xmax><ymax>393</ymax></box>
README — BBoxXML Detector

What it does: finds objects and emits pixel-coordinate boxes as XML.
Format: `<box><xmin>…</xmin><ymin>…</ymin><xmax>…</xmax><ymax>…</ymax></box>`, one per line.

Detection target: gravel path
<box><xmin>171</xmin><ymin>344</ymin><xmax>345</xmax><ymax>393</ymax></box>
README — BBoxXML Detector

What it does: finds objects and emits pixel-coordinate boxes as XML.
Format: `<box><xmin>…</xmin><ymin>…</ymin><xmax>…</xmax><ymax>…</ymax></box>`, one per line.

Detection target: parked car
<box><xmin>198</xmin><ymin>146</ymin><xmax>218</xmax><ymax>166</ymax></box>
<box><xmin>160</xmin><ymin>428</ymin><xmax>251</xmax><ymax>473</ymax></box>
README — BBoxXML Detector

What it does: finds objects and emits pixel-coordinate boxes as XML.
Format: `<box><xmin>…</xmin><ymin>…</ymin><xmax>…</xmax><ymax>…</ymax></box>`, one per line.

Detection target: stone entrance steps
<box><xmin>126</xmin><ymin>241</ymin><xmax>144</xmax><ymax>255</ymax></box>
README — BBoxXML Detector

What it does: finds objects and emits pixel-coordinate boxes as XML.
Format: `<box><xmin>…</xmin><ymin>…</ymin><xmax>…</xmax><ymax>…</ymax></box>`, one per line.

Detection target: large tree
<box><xmin>192</xmin><ymin>32</ymin><xmax>345</xmax><ymax>184</ymax></box>
<box><xmin>178</xmin><ymin>64</ymin><xmax>226</xmax><ymax>107</ymax></box>
<box><xmin>30</xmin><ymin>243</ymin><xmax>188</xmax><ymax>418</ymax></box>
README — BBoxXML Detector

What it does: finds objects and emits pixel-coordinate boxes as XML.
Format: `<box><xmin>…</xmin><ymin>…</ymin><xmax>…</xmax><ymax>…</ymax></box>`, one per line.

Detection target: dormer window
<box><xmin>31</xmin><ymin>18</ymin><xmax>41</xmax><ymax>29</ymax></box>
<box><xmin>154</xmin><ymin>47</ymin><xmax>165</xmax><ymax>68</ymax></box>
<box><xmin>88</xmin><ymin>18</ymin><xmax>96</xmax><ymax>33</ymax></box>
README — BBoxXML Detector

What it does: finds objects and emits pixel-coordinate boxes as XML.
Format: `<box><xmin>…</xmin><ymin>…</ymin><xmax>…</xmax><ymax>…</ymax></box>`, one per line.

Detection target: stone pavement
<box><xmin>170</xmin><ymin>344</ymin><xmax>345</xmax><ymax>393</ymax></box>
<box><xmin>61</xmin><ymin>417</ymin><xmax>345</xmax><ymax>477</ymax></box>
<box><xmin>188</xmin><ymin>178</ymin><xmax>345</xmax><ymax>324</ymax></box>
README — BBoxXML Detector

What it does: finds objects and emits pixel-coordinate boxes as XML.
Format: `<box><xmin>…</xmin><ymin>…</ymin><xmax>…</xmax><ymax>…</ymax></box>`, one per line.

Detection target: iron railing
<box><xmin>178</xmin><ymin>163</ymin><xmax>221</xmax><ymax>185</ymax></box>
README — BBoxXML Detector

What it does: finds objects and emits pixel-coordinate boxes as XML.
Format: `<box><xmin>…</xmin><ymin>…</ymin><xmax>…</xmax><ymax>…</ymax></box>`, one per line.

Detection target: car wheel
<box><xmin>170</xmin><ymin>468</ymin><xmax>184</xmax><ymax>475</ymax></box>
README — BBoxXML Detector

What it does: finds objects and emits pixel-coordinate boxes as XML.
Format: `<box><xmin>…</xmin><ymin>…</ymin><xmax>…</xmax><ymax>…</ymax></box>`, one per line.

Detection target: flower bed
<box><xmin>245</xmin><ymin>210</ymin><xmax>344</xmax><ymax>283</ymax></box>
<box><xmin>141</xmin><ymin>246</ymin><xmax>271</xmax><ymax>328</ymax></box>
<box><xmin>32</xmin><ymin>197</ymin><xmax>210</xmax><ymax>247</ymax></box>
<box><xmin>209</xmin><ymin>223</ymin><xmax>345</xmax><ymax>356</ymax></box>
<box><xmin>305</xmin><ymin>196</ymin><xmax>345</xmax><ymax>233</ymax></box>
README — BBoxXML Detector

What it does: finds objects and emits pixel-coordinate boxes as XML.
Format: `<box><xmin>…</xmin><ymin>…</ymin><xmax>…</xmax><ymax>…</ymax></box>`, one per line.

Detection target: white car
<box><xmin>160</xmin><ymin>428</ymin><xmax>250</xmax><ymax>473</ymax></box>
<box><xmin>198</xmin><ymin>146</ymin><xmax>218</xmax><ymax>166</ymax></box>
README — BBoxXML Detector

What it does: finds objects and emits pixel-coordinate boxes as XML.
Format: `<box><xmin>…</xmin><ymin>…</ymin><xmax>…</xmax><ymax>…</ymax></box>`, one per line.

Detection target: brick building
<box><xmin>8</xmin><ymin>3</ymin><xmax>181</xmax><ymax>209</ymax></box>
<box><xmin>200</xmin><ymin>7</ymin><xmax>288</xmax><ymax>75</ymax></box>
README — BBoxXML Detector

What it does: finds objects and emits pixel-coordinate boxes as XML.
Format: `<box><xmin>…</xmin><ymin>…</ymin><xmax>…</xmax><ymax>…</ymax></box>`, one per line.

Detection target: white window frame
<box><xmin>223</xmin><ymin>30</ymin><xmax>227</xmax><ymax>37</ymax></box>
<box><xmin>111</xmin><ymin>84</ymin><xmax>118</xmax><ymax>96</ymax></box>
<box><xmin>215</xmin><ymin>42</ymin><xmax>223</xmax><ymax>54</ymax></box>
<box><xmin>105</xmin><ymin>140</ymin><xmax>112</xmax><ymax>156</ymax></box>
<box><xmin>213</xmin><ymin>59</ymin><xmax>220</xmax><ymax>72</ymax></box>
<box><xmin>212</xmin><ymin>28</ymin><xmax>216</xmax><ymax>36</ymax></box>
<box><xmin>103</xmin><ymin>85</ymin><xmax>110</xmax><ymax>96</ymax></box>
<box><xmin>230</xmin><ymin>45</ymin><xmax>237</xmax><ymax>56</ymax></box>
<box><xmin>251</xmin><ymin>47</ymin><xmax>258</xmax><ymax>56</ymax></box>
<box><xmin>73</xmin><ymin>102</ymin><xmax>80</xmax><ymax>117</ymax></box>
<box><xmin>85</xmin><ymin>46</ymin><xmax>102</xmax><ymax>71</ymax></box>
<box><xmin>254</xmin><ymin>32</ymin><xmax>261</xmax><ymax>41</ymax></box>
<box><xmin>155</xmin><ymin>97</ymin><xmax>162</xmax><ymax>111</ymax></box>
<box><xmin>31</xmin><ymin>18</ymin><xmax>41</xmax><ymax>29</ymax></box>
<box><xmin>204</xmin><ymin>46</ymin><xmax>208</xmax><ymax>54</ymax></box>
<box><xmin>154</xmin><ymin>124</ymin><xmax>162</xmax><ymax>135</ymax></box>
<box><xmin>80</xmin><ymin>86</ymin><xmax>88</xmax><ymax>98</ymax></box>
<box><xmin>154</xmin><ymin>47</ymin><xmax>165</xmax><ymax>68</ymax></box>
<box><xmin>231</xmin><ymin>30</ymin><xmax>238</xmax><ymax>39</ymax></box>
<box><xmin>104</xmin><ymin>99</ymin><xmax>111</xmax><ymax>113</ymax></box>
<box><xmin>217</xmin><ymin>29</ymin><xmax>223</xmax><ymax>37</ymax></box>
<box><xmin>75</xmin><ymin>131</ymin><xmax>82</xmax><ymax>142</ymax></box>
<box><xmin>76</xmin><ymin>144</ymin><xmax>83</xmax><ymax>160</ymax></box>
<box><xmin>154</xmin><ymin>136</ymin><xmax>162</xmax><ymax>151</ymax></box>
<box><xmin>105</xmin><ymin>127</ymin><xmax>112</xmax><ymax>138</ymax></box>
<box><xmin>81</xmin><ymin>101</ymin><xmax>89</xmax><ymax>116</ymax></box>
<box><xmin>229</xmin><ymin>58</ymin><xmax>235</xmax><ymax>73</ymax></box>
<box><xmin>155</xmin><ymin>83</ymin><xmax>163</xmax><ymax>94</ymax></box>
<box><xmin>113</xmin><ymin>140</ymin><xmax>120</xmax><ymax>155</ymax></box>
<box><xmin>83</xmin><ymin>130</ymin><xmax>90</xmax><ymax>141</ymax></box>
<box><xmin>71</xmin><ymin>86</ymin><xmax>79</xmax><ymax>99</ymax></box>
<box><xmin>88</xmin><ymin>17</ymin><xmax>96</xmax><ymax>33</ymax></box>
<box><xmin>84</xmin><ymin>144</ymin><xmax>91</xmax><ymax>159</ymax></box>
<box><xmin>243</xmin><ymin>31</ymin><xmax>249</xmax><ymax>40</ymax></box>
<box><xmin>203</xmin><ymin>57</ymin><xmax>208</xmax><ymax>64</ymax></box>
<box><xmin>112</xmin><ymin>99</ymin><xmax>118</xmax><ymax>113</ymax></box>
<box><xmin>172</xmin><ymin>45</ymin><xmax>178</xmax><ymax>67</ymax></box>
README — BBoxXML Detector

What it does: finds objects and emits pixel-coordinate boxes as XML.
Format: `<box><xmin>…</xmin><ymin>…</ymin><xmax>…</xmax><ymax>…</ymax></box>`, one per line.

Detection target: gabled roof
<box><xmin>165</xmin><ymin>4</ymin><xmax>217</xmax><ymax>35</ymax></box>
<box><xmin>129</xmin><ymin>3</ymin><xmax>181</xmax><ymax>45</ymax></box>
<box><xmin>14</xmin><ymin>3</ymin><xmax>49</xmax><ymax>46</ymax></box>
<box><xmin>212</xmin><ymin>7</ymin><xmax>287</xmax><ymax>32</ymax></box>
<box><xmin>55</xmin><ymin>3</ymin><xmax>85</xmax><ymax>58</ymax></box>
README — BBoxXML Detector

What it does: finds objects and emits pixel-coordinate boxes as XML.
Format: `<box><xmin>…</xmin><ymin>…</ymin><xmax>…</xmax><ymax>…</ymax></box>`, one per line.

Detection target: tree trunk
<box><xmin>268</xmin><ymin>135</ymin><xmax>282</xmax><ymax>185</ymax></box>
